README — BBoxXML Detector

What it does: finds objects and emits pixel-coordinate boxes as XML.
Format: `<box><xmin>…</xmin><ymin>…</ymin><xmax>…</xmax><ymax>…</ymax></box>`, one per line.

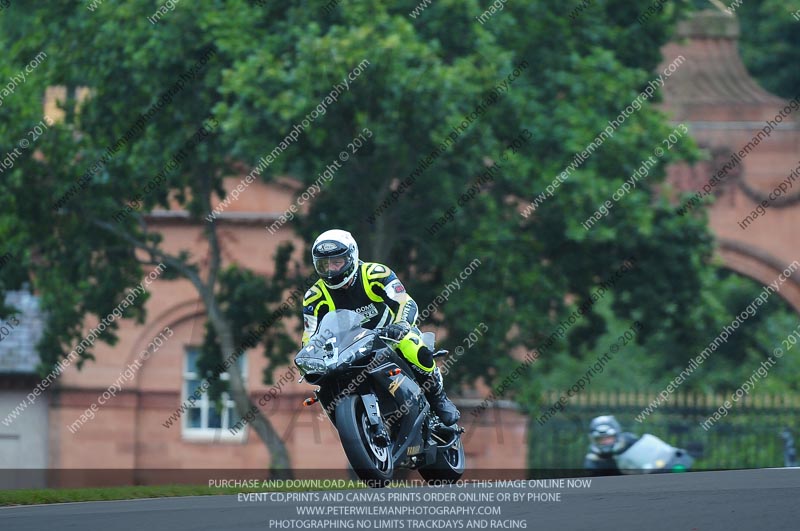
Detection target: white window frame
<box><xmin>181</xmin><ymin>347</ymin><xmax>248</xmax><ymax>443</ymax></box>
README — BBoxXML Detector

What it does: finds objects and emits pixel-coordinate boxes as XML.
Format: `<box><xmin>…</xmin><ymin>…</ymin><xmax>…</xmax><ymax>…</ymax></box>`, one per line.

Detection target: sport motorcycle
<box><xmin>294</xmin><ymin>309</ymin><xmax>465</xmax><ymax>487</ymax></box>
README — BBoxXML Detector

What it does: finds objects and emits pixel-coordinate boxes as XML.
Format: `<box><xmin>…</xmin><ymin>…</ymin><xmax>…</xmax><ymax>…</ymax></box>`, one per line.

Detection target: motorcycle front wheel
<box><xmin>335</xmin><ymin>395</ymin><xmax>393</xmax><ymax>488</ymax></box>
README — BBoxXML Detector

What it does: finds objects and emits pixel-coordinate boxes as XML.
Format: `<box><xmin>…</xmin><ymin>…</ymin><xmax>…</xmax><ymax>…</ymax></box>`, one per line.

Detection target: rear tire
<box><xmin>335</xmin><ymin>395</ymin><xmax>393</xmax><ymax>488</ymax></box>
<box><xmin>419</xmin><ymin>429</ymin><xmax>466</xmax><ymax>484</ymax></box>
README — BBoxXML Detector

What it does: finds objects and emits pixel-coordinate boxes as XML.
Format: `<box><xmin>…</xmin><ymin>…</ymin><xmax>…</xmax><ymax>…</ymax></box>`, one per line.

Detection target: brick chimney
<box><xmin>658</xmin><ymin>10</ymin><xmax>800</xmax><ymax>315</ymax></box>
<box><xmin>658</xmin><ymin>9</ymin><xmax>786</xmax><ymax>122</ymax></box>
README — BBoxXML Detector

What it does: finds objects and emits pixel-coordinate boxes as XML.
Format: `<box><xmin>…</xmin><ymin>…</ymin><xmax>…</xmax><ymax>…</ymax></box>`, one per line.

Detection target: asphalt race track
<box><xmin>1</xmin><ymin>469</ymin><xmax>797</xmax><ymax>531</ymax></box>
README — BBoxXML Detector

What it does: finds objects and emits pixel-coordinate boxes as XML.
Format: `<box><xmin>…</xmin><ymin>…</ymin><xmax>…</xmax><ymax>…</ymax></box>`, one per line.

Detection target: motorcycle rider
<box><xmin>301</xmin><ymin>229</ymin><xmax>460</xmax><ymax>427</ymax></box>
<box><xmin>583</xmin><ymin>415</ymin><xmax>640</xmax><ymax>475</ymax></box>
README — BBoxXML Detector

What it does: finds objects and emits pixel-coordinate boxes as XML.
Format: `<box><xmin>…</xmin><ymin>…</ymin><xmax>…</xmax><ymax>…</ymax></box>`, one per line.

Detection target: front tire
<box><xmin>335</xmin><ymin>395</ymin><xmax>393</xmax><ymax>488</ymax></box>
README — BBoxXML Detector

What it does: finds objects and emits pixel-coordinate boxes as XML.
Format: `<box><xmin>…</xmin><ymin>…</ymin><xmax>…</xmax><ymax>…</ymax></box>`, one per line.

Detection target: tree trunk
<box><xmin>204</xmin><ymin>293</ymin><xmax>294</xmax><ymax>479</ymax></box>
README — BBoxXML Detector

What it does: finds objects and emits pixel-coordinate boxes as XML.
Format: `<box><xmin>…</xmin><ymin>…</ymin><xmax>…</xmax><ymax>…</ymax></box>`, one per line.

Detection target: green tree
<box><xmin>0</xmin><ymin>2</ymin><xmax>299</xmax><ymax>475</ymax></box>
<box><xmin>737</xmin><ymin>0</ymin><xmax>800</xmax><ymax>101</ymax></box>
<box><xmin>217</xmin><ymin>0</ymin><xmax>731</xmax><ymax>414</ymax></box>
<box><xmin>536</xmin><ymin>271</ymin><xmax>800</xmax><ymax>396</ymax></box>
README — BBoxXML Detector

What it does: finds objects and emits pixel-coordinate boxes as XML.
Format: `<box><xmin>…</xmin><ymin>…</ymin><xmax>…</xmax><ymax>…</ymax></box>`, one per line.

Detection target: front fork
<box><xmin>361</xmin><ymin>393</ymin><xmax>390</xmax><ymax>447</ymax></box>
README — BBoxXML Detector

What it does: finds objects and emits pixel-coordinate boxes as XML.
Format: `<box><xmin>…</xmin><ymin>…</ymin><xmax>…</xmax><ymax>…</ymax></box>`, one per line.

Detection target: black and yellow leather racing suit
<box><xmin>301</xmin><ymin>261</ymin><xmax>434</xmax><ymax>372</ymax></box>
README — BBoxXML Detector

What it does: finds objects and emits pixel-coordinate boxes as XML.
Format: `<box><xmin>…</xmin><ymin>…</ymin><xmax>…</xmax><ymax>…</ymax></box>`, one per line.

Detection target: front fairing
<box><xmin>614</xmin><ymin>433</ymin><xmax>688</xmax><ymax>472</ymax></box>
<box><xmin>294</xmin><ymin>310</ymin><xmax>377</xmax><ymax>380</ymax></box>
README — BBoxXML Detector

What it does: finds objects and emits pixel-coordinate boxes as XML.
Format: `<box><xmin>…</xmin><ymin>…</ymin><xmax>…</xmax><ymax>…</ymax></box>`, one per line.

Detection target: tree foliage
<box><xmin>0</xmin><ymin>1</ymin><xmax>300</xmax><ymax>473</ymax></box>
<box><xmin>737</xmin><ymin>0</ymin><xmax>800</xmax><ymax>100</ymax></box>
<box><xmin>216</xmin><ymin>0</ymin><xmax>724</xmax><ymax>397</ymax></box>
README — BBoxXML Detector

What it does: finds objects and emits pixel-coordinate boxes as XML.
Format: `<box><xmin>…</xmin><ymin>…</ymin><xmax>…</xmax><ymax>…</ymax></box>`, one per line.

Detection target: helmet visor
<box><xmin>593</xmin><ymin>435</ymin><xmax>616</xmax><ymax>447</ymax></box>
<box><xmin>313</xmin><ymin>253</ymin><xmax>353</xmax><ymax>280</ymax></box>
<box><xmin>591</xmin><ymin>429</ymin><xmax>619</xmax><ymax>454</ymax></box>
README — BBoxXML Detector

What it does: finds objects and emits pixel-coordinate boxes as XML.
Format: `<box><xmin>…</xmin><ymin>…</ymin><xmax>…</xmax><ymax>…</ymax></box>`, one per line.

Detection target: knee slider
<box><xmin>417</xmin><ymin>346</ymin><xmax>434</xmax><ymax>370</ymax></box>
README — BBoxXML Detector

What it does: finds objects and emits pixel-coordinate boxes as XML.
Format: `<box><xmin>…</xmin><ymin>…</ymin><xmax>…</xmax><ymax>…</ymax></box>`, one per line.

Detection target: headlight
<box><xmin>295</xmin><ymin>356</ymin><xmax>327</xmax><ymax>375</ymax></box>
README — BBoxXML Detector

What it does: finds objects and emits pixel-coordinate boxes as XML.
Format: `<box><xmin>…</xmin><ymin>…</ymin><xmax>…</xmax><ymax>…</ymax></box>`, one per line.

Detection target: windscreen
<box><xmin>614</xmin><ymin>434</ymin><xmax>677</xmax><ymax>471</ymax></box>
<box><xmin>315</xmin><ymin>309</ymin><xmax>366</xmax><ymax>342</ymax></box>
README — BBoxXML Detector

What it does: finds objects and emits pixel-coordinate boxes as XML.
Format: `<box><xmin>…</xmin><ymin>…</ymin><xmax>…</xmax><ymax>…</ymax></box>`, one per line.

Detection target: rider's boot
<box><xmin>411</xmin><ymin>365</ymin><xmax>460</xmax><ymax>426</ymax></box>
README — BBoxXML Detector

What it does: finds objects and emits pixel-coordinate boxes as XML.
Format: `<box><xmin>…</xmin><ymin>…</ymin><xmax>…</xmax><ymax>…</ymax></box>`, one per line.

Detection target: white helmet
<box><xmin>312</xmin><ymin>229</ymin><xmax>359</xmax><ymax>289</ymax></box>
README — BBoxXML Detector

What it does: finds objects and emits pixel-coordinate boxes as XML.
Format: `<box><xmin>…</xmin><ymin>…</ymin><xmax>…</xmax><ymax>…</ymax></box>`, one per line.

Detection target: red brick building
<box><xmin>659</xmin><ymin>11</ymin><xmax>800</xmax><ymax>312</ymax></box>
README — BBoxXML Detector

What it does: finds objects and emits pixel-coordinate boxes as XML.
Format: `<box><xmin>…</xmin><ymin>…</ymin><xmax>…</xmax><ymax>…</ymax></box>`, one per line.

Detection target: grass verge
<box><xmin>0</xmin><ymin>481</ymin><xmax>362</xmax><ymax>507</ymax></box>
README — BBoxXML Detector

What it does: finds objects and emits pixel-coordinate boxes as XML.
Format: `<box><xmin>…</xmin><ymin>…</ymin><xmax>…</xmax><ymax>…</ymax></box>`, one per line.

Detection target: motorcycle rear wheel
<box><xmin>419</xmin><ymin>429</ymin><xmax>466</xmax><ymax>484</ymax></box>
<box><xmin>335</xmin><ymin>395</ymin><xmax>393</xmax><ymax>488</ymax></box>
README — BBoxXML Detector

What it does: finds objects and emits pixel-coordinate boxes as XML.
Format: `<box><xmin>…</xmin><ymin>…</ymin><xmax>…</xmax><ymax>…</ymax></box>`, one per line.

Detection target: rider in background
<box><xmin>583</xmin><ymin>415</ymin><xmax>640</xmax><ymax>475</ymax></box>
<box><xmin>301</xmin><ymin>229</ymin><xmax>460</xmax><ymax>426</ymax></box>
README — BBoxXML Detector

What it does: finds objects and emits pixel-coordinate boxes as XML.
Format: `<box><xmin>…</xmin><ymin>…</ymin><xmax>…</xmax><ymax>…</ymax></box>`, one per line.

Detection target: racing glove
<box><xmin>383</xmin><ymin>321</ymin><xmax>411</xmax><ymax>341</ymax></box>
